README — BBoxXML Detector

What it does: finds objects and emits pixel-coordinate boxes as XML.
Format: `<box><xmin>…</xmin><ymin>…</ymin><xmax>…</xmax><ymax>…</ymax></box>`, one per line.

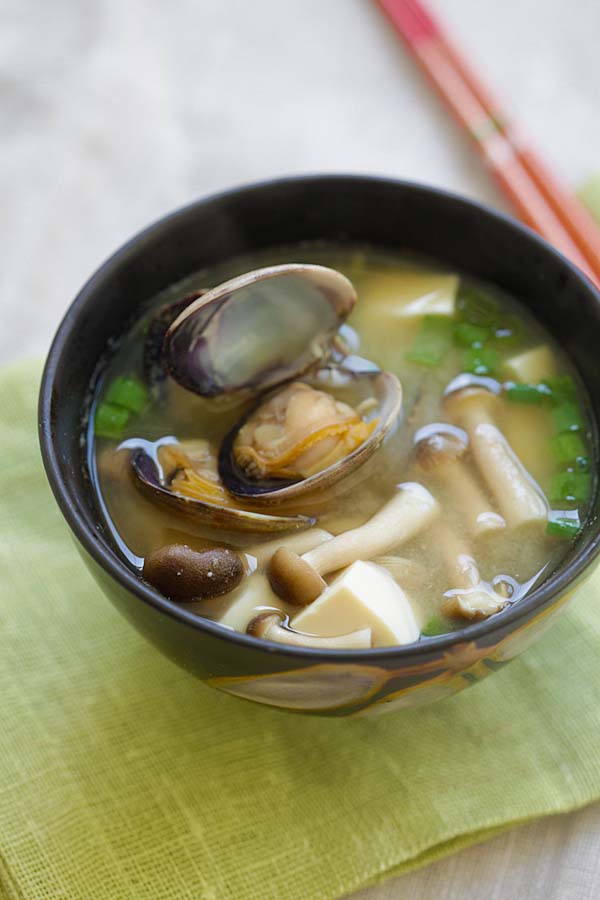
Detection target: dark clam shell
<box><xmin>129</xmin><ymin>444</ymin><xmax>314</xmax><ymax>534</ymax></box>
<box><xmin>163</xmin><ymin>264</ymin><xmax>357</xmax><ymax>397</ymax></box>
<box><xmin>143</xmin><ymin>291</ymin><xmax>205</xmax><ymax>385</ymax></box>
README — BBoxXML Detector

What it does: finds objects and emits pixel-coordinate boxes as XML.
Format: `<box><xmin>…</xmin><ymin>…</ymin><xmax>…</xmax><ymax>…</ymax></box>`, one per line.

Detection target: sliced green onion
<box><xmin>453</xmin><ymin>322</ymin><xmax>490</xmax><ymax>347</ymax></box>
<box><xmin>542</xmin><ymin>375</ymin><xmax>577</xmax><ymax>404</ymax></box>
<box><xmin>552</xmin><ymin>403</ymin><xmax>584</xmax><ymax>433</ymax></box>
<box><xmin>575</xmin><ymin>455</ymin><xmax>591</xmax><ymax>472</ymax></box>
<box><xmin>548</xmin><ymin>471</ymin><xmax>591</xmax><ymax>504</ymax></box>
<box><xmin>546</xmin><ymin>518</ymin><xmax>581</xmax><ymax>539</ymax></box>
<box><xmin>105</xmin><ymin>376</ymin><xmax>149</xmax><ymax>414</ymax></box>
<box><xmin>457</xmin><ymin>288</ymin><xmax>500</xmax><ymax>328</ymax></box>
<box><xmin>551</xmin><ymin>432</ymin><xmax>587</xmax><ymax>465</ymax></box>
<box><xmin>421</xmin><ymin>615</ymin><xmax>451</xmax><ymax>637</ymax></box>
<box><xmin>95</xmin><ymin>402</ymin><xmax>130</xmax><ymax>440</ymax></box>
<box><xmin>406</xmin><ymin>315</ymin><xmax>453</xmax><ymax>367</ymax></box>
<box><xmin>504</xmin><ymin>383</ymin><xmax>551</xmax><ymax>404</ymax></box>
<box><xmin>463</xmin><ymin>346</ymin><xmax>499</xmax><ymax>376</ymax></box>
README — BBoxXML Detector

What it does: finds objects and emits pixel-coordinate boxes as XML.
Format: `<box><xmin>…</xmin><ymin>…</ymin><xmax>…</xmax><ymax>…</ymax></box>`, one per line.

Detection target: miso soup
<box><xmin>88</xmin><ymin>243</ymin><xmax>594</xmax><ymax>648</ymax></box>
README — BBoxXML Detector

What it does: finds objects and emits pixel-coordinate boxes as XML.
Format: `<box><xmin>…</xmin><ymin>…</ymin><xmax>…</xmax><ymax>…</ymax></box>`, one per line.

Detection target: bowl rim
<box><xmin>38</xmin><ymin>173</ymin><xmax>600</xmax><ymax>662</ymax></box>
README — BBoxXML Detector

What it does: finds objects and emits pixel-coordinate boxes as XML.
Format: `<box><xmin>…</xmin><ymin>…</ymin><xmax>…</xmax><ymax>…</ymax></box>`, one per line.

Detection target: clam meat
<box><xmin>129</xmin><ymin>438</ymin><xmax>314</xmax><ymax>533</ymax></box>
<box><xmin>218</xmin><ymin>371</ymin><xmax>402</xmax><ymax>503</ymax></box>
<box><xmin>232</xmin><ymin>381</ymin><xmax>377</xmax><ymax>481</ymax></box>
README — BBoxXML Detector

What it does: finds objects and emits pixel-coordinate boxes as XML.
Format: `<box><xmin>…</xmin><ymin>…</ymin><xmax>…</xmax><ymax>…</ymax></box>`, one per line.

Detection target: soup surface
<box><xmin>89</xmin><ymin>243</ymin><xmax>594</xmax><ymax>647</ymax></box>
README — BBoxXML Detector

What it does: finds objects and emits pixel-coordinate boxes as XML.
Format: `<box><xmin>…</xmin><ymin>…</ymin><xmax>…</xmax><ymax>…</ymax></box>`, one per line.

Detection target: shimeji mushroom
<box><xmin>268</xmin><ymin>482</ymin><xmax>439</xmax><ymax>606</ymax></box>
<box><xmin>244</xmin><ymin>527</ymin><xmax>333</xmax><ymax>568</ymax></box>
<box><xmin>443</xmin><ymin>385</ymin><xmax>548</xmax><ymax>530</ymax></box>
<box><xmin>247</xmin><ymin>612</ymin><xmax>372</xmax><ymax>649</ymax></box>
<box><xmin>443</xmin><ymin>587</ymin><xmax>507</xmax><ymax>620</ymax></box>
<box><xmin>143</xmin><ymin>544</ymin><xmax>244</xmax><ymax>602</ymax></box>
<box><xmin>415</xmin><ymin>425</ymin><xmax>505</xmax><ymax>537</ymax></box>
<box><xmin>435</xmin><ymin>524</ymin><xmax>508</xmax><ymax>620</ymax></box>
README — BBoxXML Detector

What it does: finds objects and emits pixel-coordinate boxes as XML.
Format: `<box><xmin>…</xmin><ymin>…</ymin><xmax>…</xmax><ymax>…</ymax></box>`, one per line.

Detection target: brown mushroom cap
<box><xmin>442</xmin><ymin>384</ymin><xmax>499</xmax><ymax>422</ymax></box>
<box><xmin>414</xmin><ymin>425</ymin><xmax>468</xmax><ymax>471</ymax></box>
<box><xmin>247</xmin><ymin>612</ymin><xmax>283</xmax><ymax>639</ymax></box>
<box><xmin>267</xmin><ymin>547</ymin><xmax>326</xmax><ymax>606</ymax></box>
<box><xmin>143</xmin><ymin>544</ymin><xmax>244</xmax><ymax>602</ymax></box>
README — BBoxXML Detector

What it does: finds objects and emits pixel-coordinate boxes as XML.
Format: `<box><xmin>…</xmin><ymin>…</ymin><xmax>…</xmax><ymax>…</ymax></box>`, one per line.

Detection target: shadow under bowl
<box><xmin>39</xmin><ymin>175</ymin><xmax>600</xmax><ymax>716</ymax></box>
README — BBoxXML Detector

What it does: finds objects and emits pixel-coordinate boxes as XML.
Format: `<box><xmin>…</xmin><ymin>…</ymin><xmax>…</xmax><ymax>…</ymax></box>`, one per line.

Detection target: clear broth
<box><xmin>88</xmin><ymin>243</ymin><xmax>593</xmax><ymax>642</ymax></box>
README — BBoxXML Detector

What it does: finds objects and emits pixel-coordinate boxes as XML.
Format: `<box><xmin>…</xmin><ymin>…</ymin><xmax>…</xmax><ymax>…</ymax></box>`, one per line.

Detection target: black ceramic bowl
<box><xmin>39</xmin><ymin>176</ymin><xmax>600</xmax><ymax>716</ymax></box>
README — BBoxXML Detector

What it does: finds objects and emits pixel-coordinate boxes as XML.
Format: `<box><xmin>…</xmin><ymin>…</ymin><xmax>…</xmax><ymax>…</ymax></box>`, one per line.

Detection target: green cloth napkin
<box><xmin>579</xmin><ymin>171</ymin><xmax>600</xmax><ymax>222</ymax></box>
<box><xmin>2</xmin><ymin>358</ymin><xmax>600</xmax><ymax>900</ymax></box>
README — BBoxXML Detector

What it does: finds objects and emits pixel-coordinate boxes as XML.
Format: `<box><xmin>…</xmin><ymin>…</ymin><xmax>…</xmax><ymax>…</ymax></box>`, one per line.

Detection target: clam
<box><xmin>137</xmin><ymin>262</ymin><xmax>403</xmax><ymax>518</ymax></box>
<box><xmin>218</xmin><ymin>371</ymin><xmax>402</xmax><ymax>504</ymax></box>
<box><xmin>128</xmin><ymin>438</ymin><xmax>314</xmax><ymax>533</ymax></box>
<box><xmin>163</xmin><ymin>264</ymin><xmax>357</xmax><ymax>397</ymax></box>
<box><xmin>163</xmin><ymin>263</ymin><xmax>402</xmax><ymax>506</ymax></box>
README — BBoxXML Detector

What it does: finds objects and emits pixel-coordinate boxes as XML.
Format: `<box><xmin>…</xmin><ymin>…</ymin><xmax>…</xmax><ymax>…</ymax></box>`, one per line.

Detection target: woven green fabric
<box><xmin>579</xmin><ymin>171</ymin><xmax>600</xmax><ymax>222</ymax></box>
<box><xmin>2</xmin><ymin>357</ymin><xmax>600</xmax><ymax>900</ymax></box>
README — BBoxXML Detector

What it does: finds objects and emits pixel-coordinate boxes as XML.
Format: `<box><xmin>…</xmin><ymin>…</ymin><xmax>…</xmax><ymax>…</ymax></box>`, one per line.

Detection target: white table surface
<box><xmin>4</xmin><ymin>1</ymin><xmax>600</xmax><ymax>896</ymax></box>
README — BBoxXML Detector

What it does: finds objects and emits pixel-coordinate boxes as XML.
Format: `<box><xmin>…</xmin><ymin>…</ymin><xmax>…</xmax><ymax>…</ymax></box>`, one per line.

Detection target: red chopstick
<box><xmin>375</xmin><ymin>0</ymin><xmax>600</xmax><ymax>288</ymax></box>
<box><xmin>406</xmin><ymin>0</ymin><xmax>600</xmax><ymax>279</ymax></box>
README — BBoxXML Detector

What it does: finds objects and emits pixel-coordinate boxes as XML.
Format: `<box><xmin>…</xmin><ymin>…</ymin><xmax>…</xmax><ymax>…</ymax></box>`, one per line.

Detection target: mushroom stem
<box><xmin>267</xmin><ymin>482</ymin><xmax>439</xmax><ymax>606</ymax></box>
<box><xmin>415</xmin><ymin>426</ymin><xmax>505</xmax><ymax>538</ymax></box>
<box><xmin>247</xmin><ymin>613</ymin><xmax>372</xmax><ymax>649</ymax></box>
<box><xmin>303</xmin><ymin>482</ymin><xmax>439</xmax><ymax>576</ymax></box>
<box><xmin>436</xmin><ymin>524</ymin><xmax>480</xmax><ymax>591</ymax></box>
<box><xmin>444</xmin><ymin>387</ymin><xmax>548</xmax><ymax>530</ymax></box>
<box><xmin>445</xmin><ymin>463</ymin><xmax>506</xmax><ymax>536</ymax></box>
<box><xmin>244</xmin><ymin>527</ymin><xmax>333</xmax><ymax>567</ymax></box>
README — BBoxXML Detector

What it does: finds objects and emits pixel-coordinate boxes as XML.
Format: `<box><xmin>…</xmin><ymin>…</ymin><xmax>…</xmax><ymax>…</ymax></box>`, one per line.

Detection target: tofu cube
<box><xmin>292</xmin><ymin>560</ymin><xmax>421</xmax><ymax>647</ymax></box>
<box><xmin>364</xmin><ymin>272</ymin><xmax>458</xmax><ymax>320</ymax></box>
<box><xmin>503</xmin><ymin>345</ymin><xmax>557</xmax><ymax>383</ymax></box>
<box><xmin>219</xmin><ymin>574</ymin><xmax>283</xmax><ymax>632</ymax></box>
<box><xmin>396</xmin><ymin>273</ymin><xmax>458</xmax><ymax>318</ymax></box>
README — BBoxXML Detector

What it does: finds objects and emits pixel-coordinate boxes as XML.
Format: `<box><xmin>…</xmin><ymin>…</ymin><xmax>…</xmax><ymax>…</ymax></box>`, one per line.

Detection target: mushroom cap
<box><xmin>246</xmin><ymin>612</ymin><xmax>283</xmax><ymax>639</ymax></box>
<box><xmin>142</xmin><ymin>544</ymin><xmax>244</xmax><ymax>602</ymax></box>
<box><xmin>442</xmin><ymin>385</ymin><xmax>498</xmax><ymax>419</ymax></box>
<box><xmin>442</xmin><ymin>587</ymin><xmax>508</xmax><ymax>620</ymax></box>
<box><xmin>268</xmin><ymin>547</ymin><xmax>326</xmax><ymax>606</ymax></box>
<box><xmin>443</xmin><ymin>378</ymin><xmax>500</xmax><ymax>422</ymax></box>
<box><xmin>414</xmin><ymin>424</ymin><xmax>469</xmax><ymax>471</ymax></box>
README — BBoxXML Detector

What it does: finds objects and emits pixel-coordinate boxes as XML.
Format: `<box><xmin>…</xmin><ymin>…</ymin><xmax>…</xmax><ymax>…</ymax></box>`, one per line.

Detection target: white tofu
<box><xmin>291</xmin><ymin>560</ymin><xmax>421</xmax><ymax>647</ymax></box>
<box><xmin>367</xmin><ymin>271</ymin><xmax>458</xmax><ymax>319</ymax></box>
<box><xmin>219</xmin><ymin>573</ymin><xmax>283</xmax><ymax>632</ymax></box>
<box><xmin>350</xmin><ymin>271</ymin><xmax>458</xmax><ymax>332</ymax></box>
<box><xmin>503</xmin><ymin>345</ymin><xmax>557</xmax><ymax>383</ymax></box>
<box><xmin>396</xmin><ymin>275</ymin><xmax>458</xmax><ymax>318</ymax></box>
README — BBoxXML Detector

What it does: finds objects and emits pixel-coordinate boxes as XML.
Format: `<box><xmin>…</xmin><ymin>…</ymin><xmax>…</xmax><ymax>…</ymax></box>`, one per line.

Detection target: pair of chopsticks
<box><xmin>376</xmin><ymin>0</ymin><xmax>600</xmax><ymax>289</ymax></box>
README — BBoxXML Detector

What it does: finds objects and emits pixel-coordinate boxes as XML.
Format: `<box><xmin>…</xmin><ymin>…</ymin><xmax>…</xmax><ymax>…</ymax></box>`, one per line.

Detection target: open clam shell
<box><xmin>217</xmin><ymin>371</ymin><xmax>403</xmax><ymax>505</ymax></box>
<box><xmin>163</xmin><ymin>264</ymin><xmax>357</xmax><ymax>397</ymax></box>
<box><xmin>143</xmin><ymin>291</ymin><xmax>206</xmax><ymax>385</ymax></box>
<box><xmin>129</xmin><ymin>443</ymin><xmax>314</xmax><ymax>534</ymax></box>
